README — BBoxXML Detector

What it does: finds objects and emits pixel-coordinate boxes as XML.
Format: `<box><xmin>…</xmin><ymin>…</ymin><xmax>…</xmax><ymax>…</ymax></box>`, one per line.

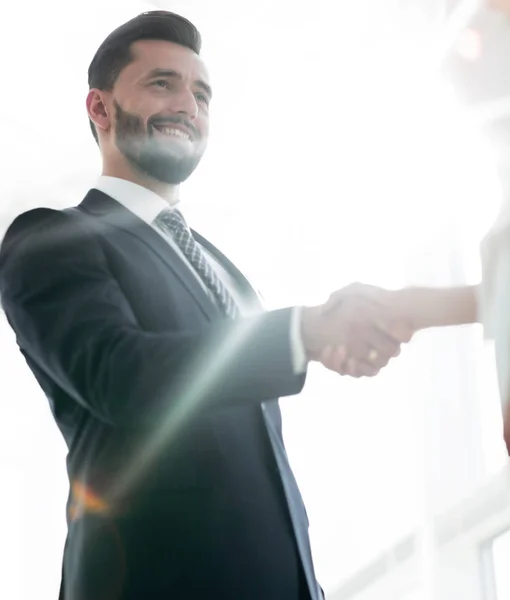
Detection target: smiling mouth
<box><xmin>151</xmin><ymin>124</ymin><xmax>193</xmax><ymax>141</ymax></box>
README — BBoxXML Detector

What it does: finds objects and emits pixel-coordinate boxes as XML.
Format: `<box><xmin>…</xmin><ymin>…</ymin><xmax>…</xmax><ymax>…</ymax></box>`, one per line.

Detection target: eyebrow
<box><xmin>146</xmin><ymin>68</ymin><xmax>212</xmax><ymax>98</ymax></box>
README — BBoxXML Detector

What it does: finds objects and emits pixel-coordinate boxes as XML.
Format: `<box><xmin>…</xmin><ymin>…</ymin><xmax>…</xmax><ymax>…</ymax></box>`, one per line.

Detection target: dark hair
<box><xmin>87</xmin><ymin>10</ymin><xmax>202</xmax><ymax>143</ymax></box>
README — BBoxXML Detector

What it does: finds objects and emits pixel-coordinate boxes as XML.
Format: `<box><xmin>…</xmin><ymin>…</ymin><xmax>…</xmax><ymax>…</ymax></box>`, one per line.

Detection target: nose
<box><xmin>170</xmin><ymin>88</ymin><xmax>199</xmax><ymax>120</ymax></box>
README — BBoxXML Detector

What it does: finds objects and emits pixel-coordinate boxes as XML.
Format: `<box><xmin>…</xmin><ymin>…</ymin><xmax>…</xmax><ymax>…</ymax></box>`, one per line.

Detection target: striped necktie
<box><xmin>154</xmin><ymin>208</ymin><xmax>240</xmax><ymax>319</ymax></box>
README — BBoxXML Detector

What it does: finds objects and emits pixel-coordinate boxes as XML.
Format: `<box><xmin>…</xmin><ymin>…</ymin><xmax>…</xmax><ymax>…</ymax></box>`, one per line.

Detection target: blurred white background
<box><xmin>1</xmin><ymin>1</ymin><xmax>510</xmax><ymax>598</ymax></box>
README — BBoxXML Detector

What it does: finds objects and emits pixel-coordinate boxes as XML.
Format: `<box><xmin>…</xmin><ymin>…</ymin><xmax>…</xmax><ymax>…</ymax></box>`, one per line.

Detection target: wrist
<box><xmin>389</xmin><ymin>288</ymin><xmax>425</xmax><ymax>330</ymax></box>
<box><xmin>389</xmin><ymin>286</ymin><xmax>479</xmax><ymax>331</ymax></box>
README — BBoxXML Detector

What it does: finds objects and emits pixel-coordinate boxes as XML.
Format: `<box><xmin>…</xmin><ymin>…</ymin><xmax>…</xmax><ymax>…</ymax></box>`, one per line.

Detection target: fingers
<box><xmin>322</xmin><ymin>283</ymin><xmax>415</xmax><ymax>345</ymax></box>
<box><xmin>345</xmin><ymin>357</ymin><xmax>379</xmax><ymax>378</ymax></box>
<box><xmin>342</xmin><ymin>301</ymin><xmax>404</xmax><ymax>365</ymax></box>
<box><xmin>377</xmin><ymin>319</ymin><xmax>414</xmax><ymax>345</ymax></box>
<box><xmin>319</xmin><ymin>330</ymin><xmax>403</xmax><ymax>378</ymax></box>
<box><xmin>313</xmin><ymin>282</ymin><xmax>416</xmax><ymax>378</ymax></box>
<box><xmin>322</xmin><ymin>282</ymin><xmax>392</xmax><ymax>315</ymax></box>
<box><xmin>319</xmin><ymin>346</ymin><xmax>380</xmax><ymax>378</ymax></box>
<box><xmin>362</xmin><ymin>328</ymin><xmax>401</xmax><ymax>366</ymax></box>
<box><xmin>320</xmin><ymin>346</ymin><xmax>347</xmax><ymax>374</ymax></box>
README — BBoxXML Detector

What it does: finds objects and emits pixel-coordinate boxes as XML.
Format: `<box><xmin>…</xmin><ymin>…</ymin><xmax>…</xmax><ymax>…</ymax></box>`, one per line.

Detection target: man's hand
<box><xmin>301</xmin><ymin>283</ymin><xmax>414</xmax><ymax>377</ymax></box>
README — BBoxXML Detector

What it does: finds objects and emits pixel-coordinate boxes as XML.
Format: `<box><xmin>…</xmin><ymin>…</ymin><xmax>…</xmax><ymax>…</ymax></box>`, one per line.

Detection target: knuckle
<box><xmin>379</xmin><ymin>356</ymin><xmax>391</xmax><ymax>367</ymax></box>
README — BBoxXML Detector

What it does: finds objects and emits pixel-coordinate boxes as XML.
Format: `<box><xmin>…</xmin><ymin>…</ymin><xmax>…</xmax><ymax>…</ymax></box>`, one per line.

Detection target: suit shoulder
<box><xmin>0</xmin><ymin>207</ymin><xmax>87</xmax><ymax>257</ymax></box>
<box><xmin>2</xmin><ymin>207</ymin><xmax>65</xmax><ymax>241</ymax></box>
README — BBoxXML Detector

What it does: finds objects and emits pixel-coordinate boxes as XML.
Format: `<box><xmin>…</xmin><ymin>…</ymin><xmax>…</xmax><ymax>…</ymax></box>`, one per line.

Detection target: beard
<box><xmin>113</xmin><ymin>100</ymin><xmax>204</xmax><ymax>185</ymax></box>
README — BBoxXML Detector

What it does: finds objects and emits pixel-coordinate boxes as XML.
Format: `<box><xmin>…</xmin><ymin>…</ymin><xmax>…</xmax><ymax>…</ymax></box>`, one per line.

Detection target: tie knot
<box><xmin>152</xmin><ymin>207</ymin><xmax>240</xmax><ymax>319</ymax></box>
<box><xmin>154</xmin><ymin>208</ymin><xmax>189</xmax><ymax>233</ymax></box>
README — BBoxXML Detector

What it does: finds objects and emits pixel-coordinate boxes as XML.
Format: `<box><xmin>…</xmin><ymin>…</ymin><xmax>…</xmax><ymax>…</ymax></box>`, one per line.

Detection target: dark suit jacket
<box><xmin>0</xmin><ymin>190</ymin><xmax>323</xmax><ymax>600</ymax></box>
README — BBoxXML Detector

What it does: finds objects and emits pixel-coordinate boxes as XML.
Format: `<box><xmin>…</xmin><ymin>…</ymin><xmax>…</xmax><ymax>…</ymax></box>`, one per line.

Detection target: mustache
<box><xmin>148</xmin><ymin>115</ymin><xmax>199</xmax><ymax>140</ymax></box>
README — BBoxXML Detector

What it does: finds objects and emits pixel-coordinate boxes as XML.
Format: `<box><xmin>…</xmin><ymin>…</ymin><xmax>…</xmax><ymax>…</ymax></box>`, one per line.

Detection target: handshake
<box><xmin>300</xmin><ymin>282</ymin><xmax>459</xmax><ymax>377</ymax></box>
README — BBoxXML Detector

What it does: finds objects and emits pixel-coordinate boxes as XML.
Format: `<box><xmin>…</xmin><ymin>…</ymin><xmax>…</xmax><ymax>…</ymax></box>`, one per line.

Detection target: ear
<box><xmin>86</xmin><ymin>89</ymin><xmax>111</xmax><ymax>134</ymax></box>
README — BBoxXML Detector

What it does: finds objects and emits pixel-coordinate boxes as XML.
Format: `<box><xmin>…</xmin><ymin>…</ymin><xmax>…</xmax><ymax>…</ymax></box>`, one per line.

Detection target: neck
<box><xmin>102</xmin><ymin>156</ymin><xmax>180</xmax><ymax>206</ymax></box>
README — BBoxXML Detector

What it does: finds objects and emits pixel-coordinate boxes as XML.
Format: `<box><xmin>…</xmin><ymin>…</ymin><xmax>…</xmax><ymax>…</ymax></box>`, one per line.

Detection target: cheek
<box><xmin>123</xmin><ymin>96</ymin><xmax>159</xmax><ymax>123</ymax></box>
<box><xmin>197</xmin><ymin>118</ymin><xmax>210</xmax><ymax>143</ymax></box>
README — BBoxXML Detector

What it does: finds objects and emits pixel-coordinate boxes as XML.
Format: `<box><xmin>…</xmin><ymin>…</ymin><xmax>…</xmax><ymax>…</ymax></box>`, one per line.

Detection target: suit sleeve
<box><xmin>0</xmin><ymin>208</ymin><xmax>306</xmax><ymax>427</ymax></box>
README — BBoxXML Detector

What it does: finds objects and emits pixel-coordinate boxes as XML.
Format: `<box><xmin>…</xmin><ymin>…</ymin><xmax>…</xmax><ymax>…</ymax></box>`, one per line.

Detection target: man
<box><xmin>0</xmin><ymin>11</ymin><xmax>413</xmax><ymax>600</ymax></box>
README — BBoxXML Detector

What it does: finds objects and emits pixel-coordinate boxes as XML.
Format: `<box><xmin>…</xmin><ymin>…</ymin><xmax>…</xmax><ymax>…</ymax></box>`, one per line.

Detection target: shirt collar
<box><xmin>93</xmin><ymin>176</ymin><xmax>180</xmax><ymax>225</ymax></box>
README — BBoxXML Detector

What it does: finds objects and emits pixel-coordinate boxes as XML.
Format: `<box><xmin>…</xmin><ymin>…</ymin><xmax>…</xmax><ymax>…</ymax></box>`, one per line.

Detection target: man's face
<box><xmin>106</xmin><ymin>40</ymin><xmax>211</xmax><ymax>184</ymax></box>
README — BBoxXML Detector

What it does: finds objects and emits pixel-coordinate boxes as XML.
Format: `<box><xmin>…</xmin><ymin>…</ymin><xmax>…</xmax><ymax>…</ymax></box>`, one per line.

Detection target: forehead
<box><xmin>122</xmin><ymin>39</ymin><xmax>209</xmax><ymax>83</ymax></box>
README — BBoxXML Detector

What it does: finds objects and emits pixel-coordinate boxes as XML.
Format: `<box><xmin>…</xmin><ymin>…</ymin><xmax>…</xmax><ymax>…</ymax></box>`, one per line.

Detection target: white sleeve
<box><xmin>289</xmin><ymin>306</ymin><xmax>308</xmax><ymax>374</ymax></box>
<box><xmin>481</xmin><ymin>230</ymin><xmax>510</xmax><ymax>410</ymax></box>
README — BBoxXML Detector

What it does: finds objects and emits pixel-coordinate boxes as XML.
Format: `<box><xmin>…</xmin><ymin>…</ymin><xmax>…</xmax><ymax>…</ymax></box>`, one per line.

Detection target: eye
<box><xmin>152</xmin><ymin>80</ymin><xmax>170</xmax><ymax>89</ymax></box>
<box><xmin>195</xmin><ymin>92</ymin><xmax>210</xmax><ymax>105</ymax></box>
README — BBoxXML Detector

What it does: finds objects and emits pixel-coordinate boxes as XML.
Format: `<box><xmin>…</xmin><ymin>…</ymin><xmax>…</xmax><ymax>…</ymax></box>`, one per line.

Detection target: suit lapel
<box><xmin>77</xmin><ymin>190</ymin><xmax>218</xmax><ymax>321</ymax></box>
<box><xmin>193</xmin><ymin>230</ymin><xmax>265</xmax><ymax>311</ymax></box>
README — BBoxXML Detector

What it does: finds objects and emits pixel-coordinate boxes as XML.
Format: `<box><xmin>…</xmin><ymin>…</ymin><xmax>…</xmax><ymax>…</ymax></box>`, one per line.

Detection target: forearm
<box><xmin>11</xmin><ymin>304</ymin><xmax>304</xmax><ymax>425</ymax></box>
<box><xmin>394</xmin><ymin>285</ymin><xmax>480</xmax><ymax>330</ymax></box>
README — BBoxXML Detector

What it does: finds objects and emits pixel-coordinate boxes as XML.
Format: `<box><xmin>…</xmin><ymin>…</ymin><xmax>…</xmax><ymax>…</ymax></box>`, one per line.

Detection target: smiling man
<box><xmin>87</xmin><ymin>23</ymin><xmax>210</xmax><ymax>195</ymax></box>
<box><xmin>0</xmin><ymin>11</ymin><xmax>416</xmax><ymax>600</ymax></box>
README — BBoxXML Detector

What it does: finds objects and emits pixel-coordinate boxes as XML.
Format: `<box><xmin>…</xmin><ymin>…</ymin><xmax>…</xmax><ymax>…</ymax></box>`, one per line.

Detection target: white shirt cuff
<box><xmin>290</xmin><ymin>306</ymin><xmax>308</xmax><ymax>374</ymax></box>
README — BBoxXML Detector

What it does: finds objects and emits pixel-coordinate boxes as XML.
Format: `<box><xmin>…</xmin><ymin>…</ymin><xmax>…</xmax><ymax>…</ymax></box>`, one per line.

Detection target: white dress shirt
<box><xmin>93</xmin><ymin>176</ymin><xmax>307</xmax><ymax>374</ymax></box>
